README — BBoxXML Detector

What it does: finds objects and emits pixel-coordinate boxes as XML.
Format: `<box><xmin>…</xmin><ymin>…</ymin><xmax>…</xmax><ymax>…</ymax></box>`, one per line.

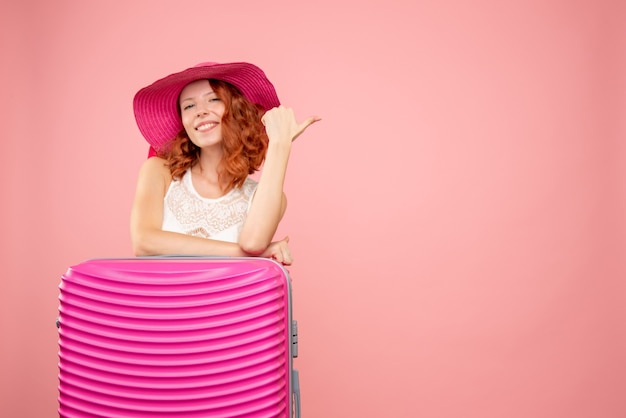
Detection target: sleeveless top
<box><xmin>162</xmin><ymin>168</ymin><xmax>258</xmax><ymax>243</ymax></box>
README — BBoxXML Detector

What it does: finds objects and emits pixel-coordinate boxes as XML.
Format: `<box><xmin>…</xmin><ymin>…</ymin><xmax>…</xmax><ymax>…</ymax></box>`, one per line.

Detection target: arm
<box><xmin>238</xmin><ymin>106</ymin><xmax>320</xmax><ymax>253</ymax></box>
<box><xmin>130</xmin><ymin>157</ymin><xmax>247</xmax><ymax>257</ymax></box>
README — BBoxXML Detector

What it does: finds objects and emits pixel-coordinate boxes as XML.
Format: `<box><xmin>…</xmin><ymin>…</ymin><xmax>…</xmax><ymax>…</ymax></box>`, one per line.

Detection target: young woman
<box><xmin>130</xmin><ymin>62</ymin><xmax>319</xmax><ymax>265</ymax></box>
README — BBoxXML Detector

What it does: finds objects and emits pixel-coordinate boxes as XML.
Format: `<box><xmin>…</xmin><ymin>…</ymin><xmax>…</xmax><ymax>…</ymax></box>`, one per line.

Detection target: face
<box><xmin>179</xmin><ymin>79</ymin><xmax>226</xmax><ymax>149</ymax></box>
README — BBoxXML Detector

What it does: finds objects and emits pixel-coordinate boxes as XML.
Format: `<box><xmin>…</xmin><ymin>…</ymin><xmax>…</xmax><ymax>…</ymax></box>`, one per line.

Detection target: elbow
<box><xmin>133</xmin><ymin>245</ymin><xmax>152</xmax><ymax>257</ymax></box>
<box><xmin>132</xmin><ymin>241</ymin><xmax>151</xmax><ymax>257</ymax></box>
<box><xmin>238</xmin><ymin>236</ymin><xmax>270</xmax><ymax>255</ymax></box>
<box><xmin>131</xmin><ymin>231</ymin><xmax>157</xmax><ymax>257</ymax></box>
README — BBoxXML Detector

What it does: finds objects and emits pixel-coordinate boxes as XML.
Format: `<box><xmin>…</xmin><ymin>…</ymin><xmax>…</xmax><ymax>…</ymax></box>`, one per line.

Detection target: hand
<box><xmin>260</xmin><ymin>236</ymin><xmax>293</xmax><ymax>265</ymax></box>
<box><xmin>261</xmin><ymin>105</ymin><xmax>320</xmax><ymax>144</ymax></box>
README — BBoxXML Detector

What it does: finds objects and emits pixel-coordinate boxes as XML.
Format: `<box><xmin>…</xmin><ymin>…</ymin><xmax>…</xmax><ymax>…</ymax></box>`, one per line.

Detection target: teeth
<box><xmin>196</xmin><ymin>122</ymin><xmax>216</xmax><ymax>131</ymax></box>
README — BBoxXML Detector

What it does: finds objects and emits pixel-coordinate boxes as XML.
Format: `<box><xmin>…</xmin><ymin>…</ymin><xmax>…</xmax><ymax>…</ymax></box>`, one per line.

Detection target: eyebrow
<box><xmin>180</xmin><ymin>90</ymin><xmax>217</xmax><ymax>103</ymax></box>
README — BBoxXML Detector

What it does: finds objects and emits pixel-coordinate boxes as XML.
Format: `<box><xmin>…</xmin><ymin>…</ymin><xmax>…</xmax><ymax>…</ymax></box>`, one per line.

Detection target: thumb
<box><xmin>299</xmin><ymin>116</ymin><xmax>321</xmax><ymax>132</ymax></box>
<box><xmin>293</xmin><ymin>116</ymin><xmax>321</xmax><ymax>141</ymax></box>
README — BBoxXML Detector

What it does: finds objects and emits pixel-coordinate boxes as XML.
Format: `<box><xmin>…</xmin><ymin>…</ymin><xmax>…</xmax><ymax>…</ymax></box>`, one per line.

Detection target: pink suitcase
<box><xmin>57</xmin><ymin>257</ymin><xmax>300</xmax><ymax>417</ymax></box>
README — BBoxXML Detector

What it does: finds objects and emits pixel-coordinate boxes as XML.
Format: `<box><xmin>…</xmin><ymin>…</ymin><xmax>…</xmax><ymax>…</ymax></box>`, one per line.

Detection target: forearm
<box><xmin>238</xmin><ymin>105</ymin><xmax>319</xmax><ymax>253</ymax></box>
<box><xmin>238</xmin><ymin>141</ymin><xmax>291</xmax><ymax>253</ymax></box>
<box><xmin>132</xmin><ymin>228</ymin><xmax>248</xmax><ymax>257</ymax></box>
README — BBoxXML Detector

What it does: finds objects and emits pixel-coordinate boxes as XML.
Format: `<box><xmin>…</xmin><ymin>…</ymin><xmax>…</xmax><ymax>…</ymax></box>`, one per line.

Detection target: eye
<box><xmin>182</xmin><ymin>103</ymin><xmax>195</xmax><ymax>111</ymax></box>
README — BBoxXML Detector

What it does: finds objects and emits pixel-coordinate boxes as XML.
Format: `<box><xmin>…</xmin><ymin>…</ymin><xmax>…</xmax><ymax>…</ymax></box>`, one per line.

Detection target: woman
<box><xmin>130</xmin><ymin>61</ymin><xmax>319</xmax><ymax>265</ymax></box>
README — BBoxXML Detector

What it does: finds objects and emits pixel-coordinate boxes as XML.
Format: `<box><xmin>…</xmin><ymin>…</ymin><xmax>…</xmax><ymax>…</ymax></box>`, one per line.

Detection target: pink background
<box><xmin>1</xmin><ymin>0</ymin><xmax>625</xmax><ymax>417</ymax></box>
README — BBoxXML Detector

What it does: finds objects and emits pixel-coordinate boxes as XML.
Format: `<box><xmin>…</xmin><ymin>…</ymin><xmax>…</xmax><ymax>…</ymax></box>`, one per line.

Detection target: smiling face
<box><xmin>179</xmin><ymin>79</ymin><xmax>226</xmax><ymax>149</ymax></box>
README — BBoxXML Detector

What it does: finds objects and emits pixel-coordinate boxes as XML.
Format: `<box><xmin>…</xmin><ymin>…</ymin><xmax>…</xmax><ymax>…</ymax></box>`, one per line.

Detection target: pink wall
<box><xmin>1</xmin><ymin>0</ymin><xmax>625</xmax><ymax>416</ymax></box>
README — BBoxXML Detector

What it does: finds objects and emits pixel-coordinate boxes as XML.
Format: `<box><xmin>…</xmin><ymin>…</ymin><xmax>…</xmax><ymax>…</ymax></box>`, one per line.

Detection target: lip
<box><xmin>195</xmin><ymin>120</ymin><xmax>218</xmax><ymax>132</ymax></box>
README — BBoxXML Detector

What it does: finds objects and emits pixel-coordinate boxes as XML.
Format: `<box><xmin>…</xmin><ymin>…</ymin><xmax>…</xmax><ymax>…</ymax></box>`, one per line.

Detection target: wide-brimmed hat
<box><xmin>133</xmin><ymin>61</ymin><xmax>280</xmax><ymax>153</ymax></box>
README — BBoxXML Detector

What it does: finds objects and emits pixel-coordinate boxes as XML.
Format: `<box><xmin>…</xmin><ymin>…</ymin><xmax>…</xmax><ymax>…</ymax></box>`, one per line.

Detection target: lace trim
<box><xmin>165</xmin><ymin>176</ymin><xmax>256</xmax><ymax>238</ymax></box>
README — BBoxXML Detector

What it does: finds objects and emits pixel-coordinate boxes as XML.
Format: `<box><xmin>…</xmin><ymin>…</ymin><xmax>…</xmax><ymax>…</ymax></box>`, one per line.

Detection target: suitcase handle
<box><xmin>292</xmin><ymin>369</ymin><xmax>301</xmax><ymax>418</ymax></box>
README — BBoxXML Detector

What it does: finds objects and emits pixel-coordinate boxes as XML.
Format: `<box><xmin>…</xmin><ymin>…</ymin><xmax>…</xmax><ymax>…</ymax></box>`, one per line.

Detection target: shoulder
<box><xmin>242</xmin><ymin>177</ymin><xmax>258</xmax><ymax>192</ymax></box>
<box><xmin>139</xmin><ymin>156</ymin><xmax>172</xmax><ymax>180</ymax></box>
<box><xmin>243</xmin><ymin>176</ymin><xmax>258</xmax><ymax>187</ymax></box>
<box><xmin>141</xmin><ymin>156</ymin><xmax>169</xmax><ymax>172</ymax></box>
<box><xmin>136</xmin><ymin>157</ymin><xmax>172</xmax><ymax>193</ymax></box>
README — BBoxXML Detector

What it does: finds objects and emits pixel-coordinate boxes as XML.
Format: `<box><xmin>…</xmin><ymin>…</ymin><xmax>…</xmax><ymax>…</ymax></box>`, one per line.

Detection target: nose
<box><xmin>195</xmin><ymin>103</ymin><xmax>209</xmax><ymax>117</ymax></box>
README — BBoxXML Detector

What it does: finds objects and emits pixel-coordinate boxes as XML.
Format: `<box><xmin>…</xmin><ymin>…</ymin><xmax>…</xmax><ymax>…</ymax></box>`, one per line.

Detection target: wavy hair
<box><xmin>162</xmin><ymin>79</ymin><xmax>269</xmax><ymax>192</ymax></box>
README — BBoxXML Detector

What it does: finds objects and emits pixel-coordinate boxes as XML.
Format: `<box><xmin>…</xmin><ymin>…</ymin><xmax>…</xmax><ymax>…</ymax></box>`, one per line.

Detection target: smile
<box><xmin>196</xmin><ymin>122</ymin><xmax>217</xmax><ymax>132</ymax></box>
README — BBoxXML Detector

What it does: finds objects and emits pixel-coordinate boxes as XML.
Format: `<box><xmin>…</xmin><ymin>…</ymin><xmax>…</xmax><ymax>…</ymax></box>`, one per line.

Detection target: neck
<box><xmin>194</xmin><ymin>148</ymin><xmax>231</xmax><ymax>189</ymax></box>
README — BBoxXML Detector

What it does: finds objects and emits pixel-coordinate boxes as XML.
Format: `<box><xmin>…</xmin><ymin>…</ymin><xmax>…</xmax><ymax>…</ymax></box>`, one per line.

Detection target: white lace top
<box><xmin>162</xmin><ymin>168</ymin><xmax>258</xmax><ymax>243</ymax></box>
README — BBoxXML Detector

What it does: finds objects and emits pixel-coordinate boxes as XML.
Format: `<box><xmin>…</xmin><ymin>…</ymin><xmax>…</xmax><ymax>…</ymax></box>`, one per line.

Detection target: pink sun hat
<box><xmin>133</xmin><ymin>61</ymin><xmax>281</xmax><ymax>153</ymax></box>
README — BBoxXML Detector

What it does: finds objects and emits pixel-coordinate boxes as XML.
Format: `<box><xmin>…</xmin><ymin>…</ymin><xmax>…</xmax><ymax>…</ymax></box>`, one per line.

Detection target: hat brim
<box><xmin>133</xmin><ymin>62</ymin><xmax>280</xmax><ymax>152</ymax></box>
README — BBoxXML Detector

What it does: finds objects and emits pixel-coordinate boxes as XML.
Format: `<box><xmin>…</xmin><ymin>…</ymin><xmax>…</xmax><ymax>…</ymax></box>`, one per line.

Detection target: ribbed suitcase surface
<box><xmin>58</xmin><ymin>257</ymin><xmax>297</xmax><ymax>417</ymax></box>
